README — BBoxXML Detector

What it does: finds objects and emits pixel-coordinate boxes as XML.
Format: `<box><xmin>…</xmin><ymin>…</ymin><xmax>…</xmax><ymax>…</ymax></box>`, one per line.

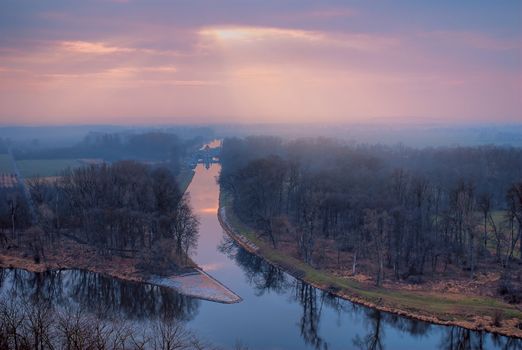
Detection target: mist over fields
<box><xmin>1</xmin><ymin>123</ymin><xmax>521</xmax><ymax>149</ymax></box>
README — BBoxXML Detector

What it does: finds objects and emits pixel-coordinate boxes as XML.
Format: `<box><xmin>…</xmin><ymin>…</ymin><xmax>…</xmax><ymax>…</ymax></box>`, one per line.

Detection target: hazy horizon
<box><xmin>2</xmin><ymin>122</ymin><xmax>522</xmax><ymax>149</ymax></box>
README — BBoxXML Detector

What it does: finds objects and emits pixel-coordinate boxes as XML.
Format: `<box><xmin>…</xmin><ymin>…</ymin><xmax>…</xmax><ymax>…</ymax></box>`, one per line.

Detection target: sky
<box><xmin>0</xmin><ymin>0</ymin><xmax>520</xmax><ymax>125</ymax></box>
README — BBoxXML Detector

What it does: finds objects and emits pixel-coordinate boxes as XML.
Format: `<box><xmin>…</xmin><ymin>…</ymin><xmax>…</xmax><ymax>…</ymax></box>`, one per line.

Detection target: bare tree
<box><xmin>478</xmin><ymin>192</ymin><xmax>492</xmax><ymax>252</ymax></box>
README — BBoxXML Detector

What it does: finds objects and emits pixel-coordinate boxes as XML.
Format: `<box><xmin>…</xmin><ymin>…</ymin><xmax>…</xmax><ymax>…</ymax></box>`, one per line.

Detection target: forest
<box><xmin>0</xmin><ymin>160</ymin><xmax>199</xmax><ymax>275</ymax></box>
<box><xmin>220</xmin><ymin>137</ymin><xmax>522</xmax><ymax>300</ymax></box>
<box><xmin>0</xmin><ymin>129</ymin><xmax>203</xmax><ymax>275</ymax></box>
<box><xmin>12</xmin><ymin>131</ymin><xmax>202</xmax><ymax>175</ymax></box>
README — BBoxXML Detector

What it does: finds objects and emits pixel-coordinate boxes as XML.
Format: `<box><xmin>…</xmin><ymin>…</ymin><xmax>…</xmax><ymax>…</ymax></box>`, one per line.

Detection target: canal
<box><xmin>0</xmin><ymin>162</ymin><xmax>519</xmax><ymax>349</ymax></box>
<box><xmin>183</xmin><ymin>163</ymin><xmax>519</xmax><ymax>349</ymax></box>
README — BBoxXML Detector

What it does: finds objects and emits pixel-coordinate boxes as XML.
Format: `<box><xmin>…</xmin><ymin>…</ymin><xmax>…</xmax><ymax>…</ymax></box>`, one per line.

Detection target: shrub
<box><xmin>497</xmin><ymin>277</ymin><xmax>522</xmax><ymax>304</ymax></box>
<box><xmin>492</xmin><ymin>310</ymin><xmax>503</xmax><ymax>327</ymax></box>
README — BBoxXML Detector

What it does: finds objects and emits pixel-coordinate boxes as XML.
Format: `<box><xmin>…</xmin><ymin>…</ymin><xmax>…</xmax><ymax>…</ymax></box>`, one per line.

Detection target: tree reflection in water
<box><xmin>220</xmin><ymin>237</ymin><xmax>288</xmax><ymax>296</ymax></box>
<box><xmin>353</xmin><ymin>309</ymin><xmax>384</xmax><ymax>350</ymax></box>
<box><xmin>220</xmin><ymin>236</ymin><xmax>328</xmax><ymax>349</ymax></box>
<box><xmin>219</xmin><ymin>235</ymin><xmax>522</xmax><ymax>350</ymax></box>
<box><xmin>3</xmin><ymin>238</ymin><xmax>520</xmax><ymax>350</ymax></box>
<box><xmin>294</xmin><ymin>282</ymin><xmax>328</xmax><ymax>350</ymax></box>
<box><xmin>440</xmin><ymin>327</ymin><xmax>522</xmax><ymax>350</ymax></box>
<box><xmin>0</xmin><ymin>268</ymin><xmax>199</xmax><ymax>322</ymax></box>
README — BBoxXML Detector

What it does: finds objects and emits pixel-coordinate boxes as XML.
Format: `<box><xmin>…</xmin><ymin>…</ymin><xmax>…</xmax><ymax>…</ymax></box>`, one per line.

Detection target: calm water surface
<box><xmin>184</xmin><ymin>163</ymin><xmax>521</xmax><ymax>350</ymax></box>
<box><xmin>1</xmin><ymin>163</ymin><xmax>520</xmax><ymax>350</ymax></box>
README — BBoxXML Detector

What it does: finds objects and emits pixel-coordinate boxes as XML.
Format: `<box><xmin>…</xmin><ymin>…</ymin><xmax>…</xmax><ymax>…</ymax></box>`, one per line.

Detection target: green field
<box><xmin>0</xmin><ymin>154</ymin><xmax>13</xmax><ymax>173</ymax></box>
<box><xmin>16</xmin><ymin>159</ymin><xmax>82</xmax><ymax>178</ymax></box>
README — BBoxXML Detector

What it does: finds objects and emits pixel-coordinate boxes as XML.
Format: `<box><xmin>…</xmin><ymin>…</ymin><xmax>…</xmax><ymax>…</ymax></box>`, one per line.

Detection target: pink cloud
<box><xmin>60</xmin><ymin>41</ymin><xmax>135</xmax><ymax>54</ymax></box>
<box><xmin>199</xmin><ymin>25</ymin><xmax>400</xmax><ymax>53</ymax></box>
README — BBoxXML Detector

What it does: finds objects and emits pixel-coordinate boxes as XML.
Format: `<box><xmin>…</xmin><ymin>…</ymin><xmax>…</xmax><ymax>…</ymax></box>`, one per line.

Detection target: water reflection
<box><xmin>295</xmin><ymin>283</ymin><xmax>327</xmax><ymax>350</ymax></box>
<box><xmin>353</xmin><ymin>309</ymin><xmax>384</xmax><ymax>350</ymax></box>
<box><xmin>1</xmin><ymin>247</ymin><xmax>521</xmax><ymax>350</ymax></box>
<box><xmin>2</xmin><ymin>240</ymin><xmax>519</xmax><ymax>349</ymax></box>
<box><xmin>218</xmin><ymin>236</ymin><xmax>522</xmax><ymax>350</ymax></box>
<box><xmin>219</xmin><ymin>238</ymin><xmax>289</xmax><ymax>296</ymax></box>
<box><xmin>0</xmin><ymin>268</ymin><xmax>199</xmax><ymax>322</ymax></box>
<box><xmin>439</xmin><ymin>328</ymin><xmax>522</xmax><ymax>350</ymax></box>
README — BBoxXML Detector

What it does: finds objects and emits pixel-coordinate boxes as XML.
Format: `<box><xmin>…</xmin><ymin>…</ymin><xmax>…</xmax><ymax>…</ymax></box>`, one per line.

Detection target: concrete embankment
<box><xmin>149</xmin><ymin>269</ymin><xmax>242</xmax><ymax>304</ymax></box>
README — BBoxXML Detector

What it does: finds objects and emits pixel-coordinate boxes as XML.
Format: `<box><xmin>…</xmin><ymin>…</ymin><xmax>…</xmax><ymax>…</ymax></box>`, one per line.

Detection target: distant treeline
<box><xmin>13</xmin><ymin>131</ymin><xmax>204</xmax><ymax>173</ymax></box>
<box><xmin>220</xmin><ymin>137</ymin><xmax>522</xmax><ymax>292</ymax></box>
<box><xmin>0</xmin><ymin>125</ymin><xmax>215</xmax><ymax>149</ymax></box>
<box><xmin>0</xmin><ymin>138</ymin><xmax>8</xmax><ymax>153</ymax></box>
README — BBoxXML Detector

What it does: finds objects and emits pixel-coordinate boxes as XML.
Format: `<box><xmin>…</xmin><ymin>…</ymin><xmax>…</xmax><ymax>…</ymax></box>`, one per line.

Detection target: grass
<box><xmin>16</xmin><ymin>159</ymin><xmax>82</xmax><ymax>178</ymax></box>
<box><xmin>220</xmin><ymin>192</ymin><xmax>522</xmax><ymax>329</ymax></box>
<box><xmin>0</xmin><ymin>154</ymin><xmax>13</xmax><ymax>173</ymax></box>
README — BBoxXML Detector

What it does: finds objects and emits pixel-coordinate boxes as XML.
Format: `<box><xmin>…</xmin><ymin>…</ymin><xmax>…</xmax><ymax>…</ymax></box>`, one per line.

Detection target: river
<box><xmin>183</xmin><ymin>163</ymin><xmax>520</xmax><ymax>349</ymax></box>
<box><xmin>0</xmin><ymin>162</ymin><xmax>520</xmax><ymax>349</ymax></box>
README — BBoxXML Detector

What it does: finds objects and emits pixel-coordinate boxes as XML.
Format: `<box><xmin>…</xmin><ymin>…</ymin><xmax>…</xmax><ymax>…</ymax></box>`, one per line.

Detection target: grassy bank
<box><xmin>218</xmin><ymin>192</ymin><xmax>522</xmax><ymax>339</ymax></box>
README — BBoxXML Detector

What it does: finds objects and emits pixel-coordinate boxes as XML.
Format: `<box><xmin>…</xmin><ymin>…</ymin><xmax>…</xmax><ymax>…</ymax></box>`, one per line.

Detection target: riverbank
<box><xmin>218</xmin><ymin>194</ymin><xmax>522</xmax><ymax>338</ymax></box>
<box><xmin>0</xmin><ymin>234</ymin><xmax>164</xmax><ymax>279</ymax></box>
<box><xmin>177</xmin><ymin>166</ymin><xmax>196</xmax><ymax>195</ymax></box>
<box><xmin>0</xmin><ymin>233</ymin><xmax>240</xmax><ymax>304</ymax></box>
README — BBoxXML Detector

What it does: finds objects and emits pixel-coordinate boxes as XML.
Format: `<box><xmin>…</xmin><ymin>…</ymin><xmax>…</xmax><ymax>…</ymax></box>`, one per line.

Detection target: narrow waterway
<box><xmin>0</xmin><ymin>162</ymin><xmax>519</xmax><ymax>349</ymax></box>
<box><xmin>184</xmin><ymin>163</ymin><xmax>520</xmax><ymax>350</ymax></box>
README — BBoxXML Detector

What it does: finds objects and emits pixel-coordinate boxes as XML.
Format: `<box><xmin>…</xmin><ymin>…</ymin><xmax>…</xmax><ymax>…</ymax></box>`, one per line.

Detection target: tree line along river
<box><xmin>1</xmin><ymin>163</ymin><xmax>520</xmax><ymax>349</ymax></box>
